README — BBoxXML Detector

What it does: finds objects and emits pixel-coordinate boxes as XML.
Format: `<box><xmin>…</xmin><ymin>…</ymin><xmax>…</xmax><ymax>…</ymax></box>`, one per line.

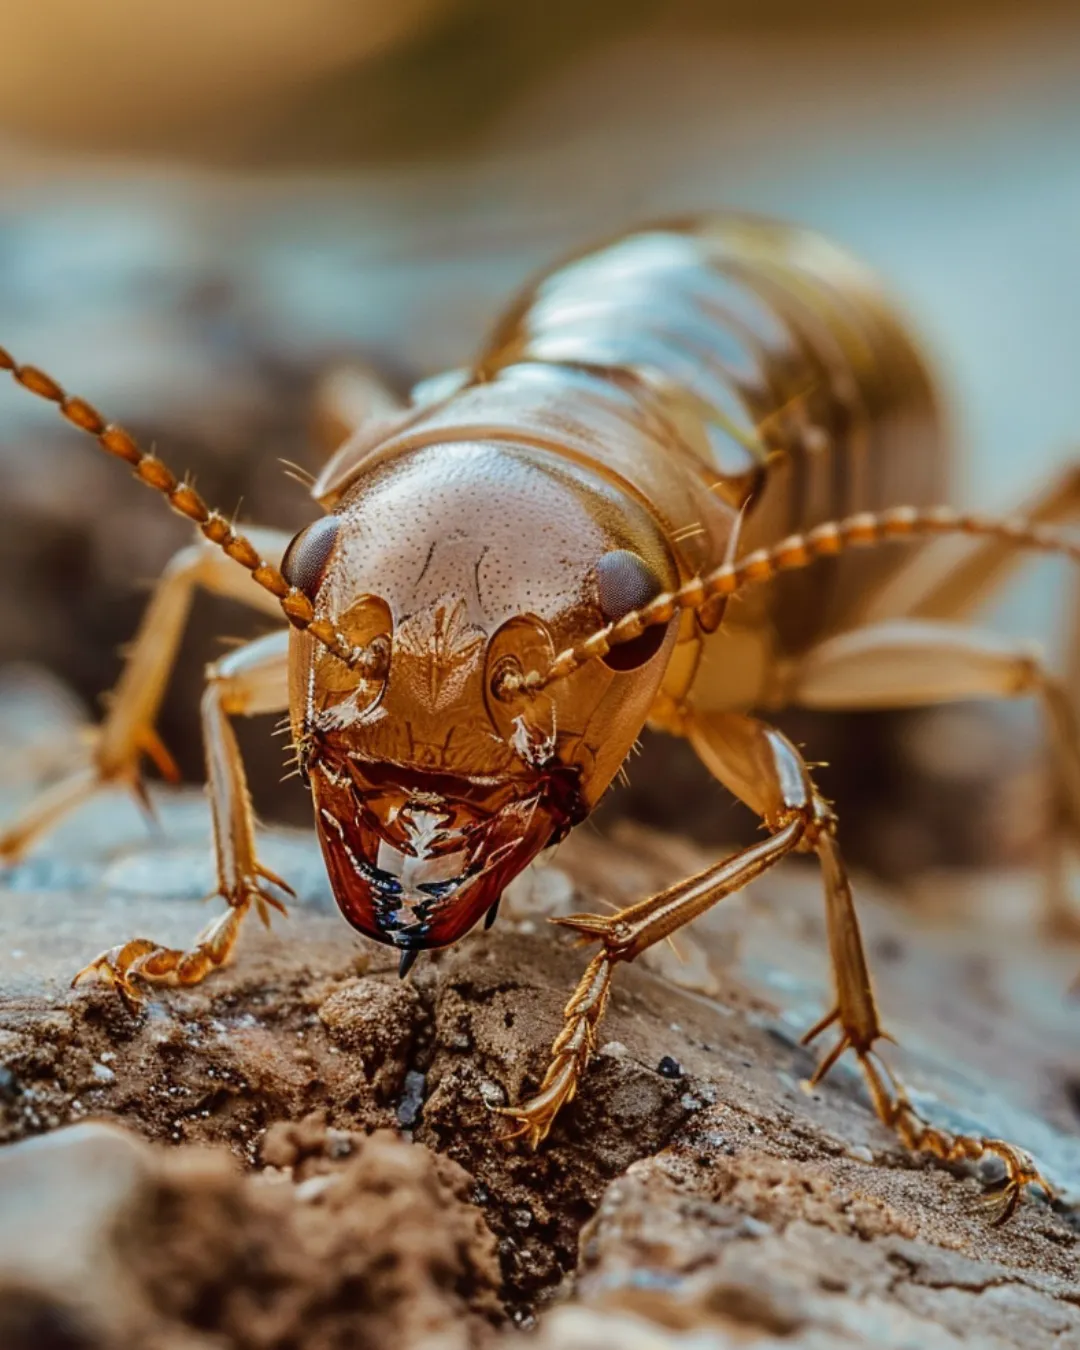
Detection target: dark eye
<box><xmin>281</xmin><ymin>516</ymin><xmax>341</xmax><ymax>599</ymax></box>
<box><xmin>596</xmin><ymin>549</ymin><xmax>668</xmax><ymax>671</ymax></box>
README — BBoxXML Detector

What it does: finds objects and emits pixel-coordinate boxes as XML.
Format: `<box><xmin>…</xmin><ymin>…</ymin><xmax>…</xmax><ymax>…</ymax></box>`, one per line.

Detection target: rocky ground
<box><xmin>1</xmin><ymin>672</ymin><xmax>1080</xmax><ymax>1348</ymax></box>
<box><xmin>1</xmin><ymin>10</ymin><xmax>1079</xmax><ymax>1343</ymax></box>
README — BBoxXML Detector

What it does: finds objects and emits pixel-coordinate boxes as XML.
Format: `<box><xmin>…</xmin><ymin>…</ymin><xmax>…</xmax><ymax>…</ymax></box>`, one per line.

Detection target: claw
<box><xmin>549</xmin><ymin>912</ymin><xmax>616</xmax><ymax>940</ymax></box>
<box><xmin>72</xmin><ymin>941</ymin><xmax>155</xmax><ymax>1014</ymax></box>
<box><xmin>980</xmin><ymin>1159</ymin><xmax>1055</xmax><ymax>1225</ymax></box>
<box><xmin>69</xmin><ymin>865</ymin><xmax>291</xmax><ymax>1010</ymax></box>
<box><xmin>493</xmin><ymin>1104</ymin><xmax>550</xmax><ymax>1152</ymax></box>
<box><xmin>978</xmin><ymin>1183</ymin><xmax>1024</xmax><ymax>1228</ymax></box>
<box><xmin>256</xmin><ymin>862</ymin><xmax>296</xmax><ymax>898</ymax></box>
<box><xmin>493</xmin><ymin>1053</ymin><xmax>582</xmax><ymax>1151</ymax></box>
<box><xmin>135</xmin><ymin>726</ymin><xmax>182</xmax><ymax>783</ymax></box>
<box><xmin>850</xmin><ymin>1050</ymin><xmax>1052</xmax><ymax>1225</ymax></box>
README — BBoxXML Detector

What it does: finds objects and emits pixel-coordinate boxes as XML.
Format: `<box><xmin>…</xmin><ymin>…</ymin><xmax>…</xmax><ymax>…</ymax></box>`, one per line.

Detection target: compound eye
<box><xmin>281</xmin><ymin>516</ymin><xmax>341</xmax><ymax>599</ymax></box>
<box><xmin>596</xmin><ymin>549</ymin><xmax>667</xmax><ymax>672</ymax></box>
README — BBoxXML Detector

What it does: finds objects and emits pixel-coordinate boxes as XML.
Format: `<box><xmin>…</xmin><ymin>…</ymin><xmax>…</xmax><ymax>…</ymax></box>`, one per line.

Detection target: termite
<box><xmin>3</xmin><ymin>215</ymin><xmax>1079</xmax><ymax>1223</ymax></box>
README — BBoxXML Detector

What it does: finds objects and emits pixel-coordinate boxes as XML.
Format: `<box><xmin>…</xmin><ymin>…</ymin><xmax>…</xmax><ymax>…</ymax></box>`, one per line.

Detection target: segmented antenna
<box><xmin>0</xmin><ymin>347</ymin><xmax>384</xmax><ymax>676</ymax></box>
<box><xmin>495</xmin><ymin>505</ymin><xmax>1080</xmax><ymax>698</ymax></box>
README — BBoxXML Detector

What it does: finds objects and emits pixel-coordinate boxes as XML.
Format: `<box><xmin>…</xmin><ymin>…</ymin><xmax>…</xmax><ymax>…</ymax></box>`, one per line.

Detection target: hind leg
<box><xmin>311</xmin><ymin>364</ymin><xmax>407</xmax><ymax>460</ymax></box>
<box><xmin>857</xmin><ymin>463</ymin><xmax>1080</xmax><ymax>625</ymax></box>
<box><xmin>311</xmin><ymin>363</ymin><xmax>468</xmax><ymax>496</ymax></box>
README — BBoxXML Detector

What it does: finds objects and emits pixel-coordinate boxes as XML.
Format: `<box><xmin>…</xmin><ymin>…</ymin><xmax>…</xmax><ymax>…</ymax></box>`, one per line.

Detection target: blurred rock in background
<box><xmin>0</xmin><ymin>0</ymin><xmax>1078</xmax><ymax>875</ymax></box>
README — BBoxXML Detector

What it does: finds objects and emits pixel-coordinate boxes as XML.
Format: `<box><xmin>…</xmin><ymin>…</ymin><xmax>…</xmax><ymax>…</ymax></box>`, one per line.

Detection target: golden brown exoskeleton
<box><xmin>3</xmin><ymin>216</ymin><xmax>1080</xmax><ymax>1222</ymax></box>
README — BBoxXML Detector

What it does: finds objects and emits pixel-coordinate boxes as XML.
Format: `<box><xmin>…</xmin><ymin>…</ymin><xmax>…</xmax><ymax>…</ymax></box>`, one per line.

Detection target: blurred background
<box><xmin>0</xmin><ymin>0</ymin><xmax>1079</xmax><ymax>878</ymax></box>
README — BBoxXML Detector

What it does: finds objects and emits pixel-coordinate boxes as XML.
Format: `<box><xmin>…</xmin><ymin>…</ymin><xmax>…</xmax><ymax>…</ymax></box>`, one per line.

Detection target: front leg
<box><xmin>499</xmin><ymin>711</ymin><xmax>1052</xmax><ymax>1221</ymax></box>
<box><xmin>497</xmin><ymin>715</ymin><xmax>818</xmax><ymax>1147</ymax></box>
<box><xmin>74</xmin><ymin>630</ymin><xmax>291</xmax><ymax>1009</ymax></box>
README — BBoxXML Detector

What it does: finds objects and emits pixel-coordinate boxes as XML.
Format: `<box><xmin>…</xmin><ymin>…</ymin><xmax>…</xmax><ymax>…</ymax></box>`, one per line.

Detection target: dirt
<box><xmin>0</xmin><ymin>1118</ymin><xmax>503</xmax><ymax>1350</ymax></box>
<box><xmin>1</xmin><ymin>674</ymin><xmax>1080</xmax><ymax>1347</ymax></box>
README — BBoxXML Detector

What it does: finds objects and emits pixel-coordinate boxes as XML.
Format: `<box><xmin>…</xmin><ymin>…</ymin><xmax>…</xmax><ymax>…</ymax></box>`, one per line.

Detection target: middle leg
<box><xmin>0</xmin><ymin>527</ymin><xmax>291</xmax><ymax>863</ymax></box>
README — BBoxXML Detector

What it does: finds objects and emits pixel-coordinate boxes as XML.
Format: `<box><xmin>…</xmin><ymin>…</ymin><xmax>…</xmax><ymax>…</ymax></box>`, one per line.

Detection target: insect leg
<box><xmin>496</xmin><ymin>815</ymin><xmax>806</xmax><ymax>1149</ymax></box>
<box><xmin>0</xmin><ymin>528</ymin><xmax>289</xmax><ymax>864</ymax></box>
<box><xmin>783</xmin><ymin>617</ymin><xmax>1080</xmax><ymax>930</ymax></box>
<box><xmin>891</xmin><ymin>464</ymin><xmax>1080</xmax><ymax>932</ymax></box>
<box><xmin>863</xmin><ymin>466</ymin><xmax>1080</xmax><ymax>933</ymax></box>
<box><xmin>73</xmin><ymin>629</ymin><xmax>290</xmax><ymax>1009</ymax></box>
<box><xmin>1048</xmin><ymin>583</ymin><xmax>1080</xmax><ymax>930</ymax></box>
<box><xmin>689</xmin><ymin>707</ymin><xmax>1052</xmax><ymax>1222</ymax></box>
<box><xmin>497</xmin><ymin>715</ymin><xmax>835</xmax><ymax>1149</ymax></box>
<box><xmin>310</xmin><ymin>366</ymin><xmax>470</xmax><ymax>503</ymax></box>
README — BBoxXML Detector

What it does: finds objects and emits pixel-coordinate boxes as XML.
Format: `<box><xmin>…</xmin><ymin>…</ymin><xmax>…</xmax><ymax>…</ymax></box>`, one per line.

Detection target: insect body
<box><xmin>4</xmin><ymin>215</ymin><xmax>1079</xmax><ymax>1221</ymax></box>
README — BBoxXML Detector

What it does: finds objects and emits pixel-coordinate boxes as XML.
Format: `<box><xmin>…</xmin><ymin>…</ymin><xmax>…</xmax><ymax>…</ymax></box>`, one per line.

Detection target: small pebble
<box><xmin>657</xmin><ymin>1055</ymin><xmax>683</xmax><ymax>1080</ymax></box>
<box><xmin>295</xmin><ymin>1174</ymin><xmax>334</xmax><ymax>1203</ymax></box>
<box><xmin>600</xmin><ymin>1041</ymin><xmax>628</xmax><ymax>1058</ymax></box>
<box><xmin>326</xmin><ymin>1129</ymin><xmax>354</xmax><ymax>1159</ymax></box>
<box><xmin>976</xmin><ymin>1154</ymin><xmax>1007</xmax><ymax>1184</ymax></box>
<box><xmin>479</xmin><ymin>1078</ymin><xmax>506</xmax><ymax>1107</ymax></box>
<box><xmin>396</xmin><ymin>1069</ymin><xmax>426</xmax><ymax>1129</ymax></box>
